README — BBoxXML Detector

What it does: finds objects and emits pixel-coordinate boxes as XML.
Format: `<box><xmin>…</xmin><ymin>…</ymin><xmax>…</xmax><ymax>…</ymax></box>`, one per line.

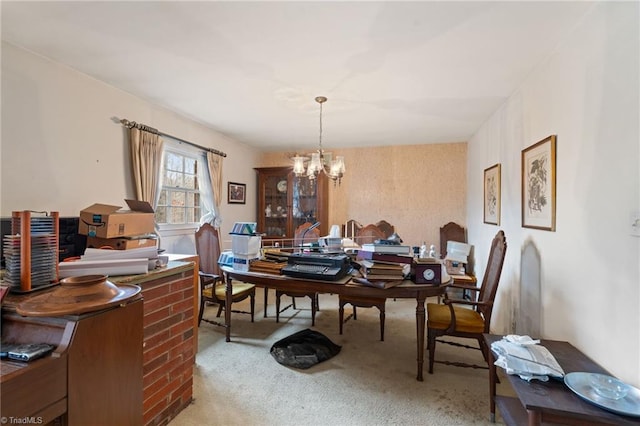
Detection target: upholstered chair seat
<box><xmin>426</xmin><ymin>304</ymin><xmax>486</xmax><ymax>334</ymax></box>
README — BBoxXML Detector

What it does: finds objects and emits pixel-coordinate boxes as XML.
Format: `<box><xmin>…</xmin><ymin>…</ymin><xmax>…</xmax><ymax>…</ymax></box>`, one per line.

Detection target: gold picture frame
<box><xmin>522</xmin><ymin>135</ymin><xmax>556</xmax><ymax>231</ymax></box>
<box><xmin>483</xmin><ymin>163</ymin><xmax>501</xmax><ymax>225</ymax></box>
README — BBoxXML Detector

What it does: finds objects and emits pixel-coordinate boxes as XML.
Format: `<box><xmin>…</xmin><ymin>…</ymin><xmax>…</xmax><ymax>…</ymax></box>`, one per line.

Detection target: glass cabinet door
<box><xmin>262</xmin><ymin>171</ymin><xmax>289</xmax><ymax>238</ymax></box>
<box><xmin>291</xmin><ymin>175</ymin><xmax>320</xmax><ymax>230</ymax></box>
<box><xmin>256</xmin><ymin>166</ymin><xmax>328</xmax><ymax>244</ymax></box>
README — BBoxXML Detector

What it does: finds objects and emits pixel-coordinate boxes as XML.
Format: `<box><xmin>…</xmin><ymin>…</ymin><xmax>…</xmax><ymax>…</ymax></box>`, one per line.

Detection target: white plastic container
<box><xmin>232</xmin><ymin>254</ymin><xmax>259</xmax><ymax>272</ymax></box>
<box><xmin>231</xmin><ymin>235</ymin><xmax>262</xmax><ymax>256</ymax></box>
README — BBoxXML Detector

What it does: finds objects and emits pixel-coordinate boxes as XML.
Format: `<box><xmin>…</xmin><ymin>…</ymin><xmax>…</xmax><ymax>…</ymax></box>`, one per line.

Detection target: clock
<box><xmin>414</xmin><ymin>262</ymin><xmax>441</xmax><ymax>284</ymax></box>
<box><xmin>276</xmin><ymin>180</ymin><xmax>287</xmax><ymax>193</ymax></box>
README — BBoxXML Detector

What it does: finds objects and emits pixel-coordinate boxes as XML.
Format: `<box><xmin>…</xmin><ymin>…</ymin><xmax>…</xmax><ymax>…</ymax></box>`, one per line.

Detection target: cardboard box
<box><xmin>79</xmin><ymin>200</ymin><xmax>155</xmax><ymax>238</ymax></box>
<box><xmin>232</xmin><ymin>254</ymin><xmax>259</xmax><ymax>272</ymax></box>
<box><xmin>231</xmin><ymin>235</ymin><xmax>261</xmax><ymax>256</ymax></box>
<box><xmin>86</xmin><ymin>235</ymin><xmax>158</xmax><ymax>250</ymax></box>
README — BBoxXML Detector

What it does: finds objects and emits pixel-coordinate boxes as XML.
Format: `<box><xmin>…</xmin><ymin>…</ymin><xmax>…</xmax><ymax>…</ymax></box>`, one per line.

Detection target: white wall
<box><xmin>467</xmin><ymin>2</ymin><xmax>639</xmax><ymax>386</ymax></box>
<box><xmin>1</xmin><ymin>42</ymin><xmax>260</xmax><ymax>252</ymax></box>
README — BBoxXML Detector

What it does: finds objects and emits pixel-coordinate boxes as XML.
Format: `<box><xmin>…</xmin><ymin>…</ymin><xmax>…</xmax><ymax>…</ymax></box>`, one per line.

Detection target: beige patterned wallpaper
<box><xmin>258</xmin><ymin>142</ymin><xmax>467</xmax><ymax>250</ymax></box>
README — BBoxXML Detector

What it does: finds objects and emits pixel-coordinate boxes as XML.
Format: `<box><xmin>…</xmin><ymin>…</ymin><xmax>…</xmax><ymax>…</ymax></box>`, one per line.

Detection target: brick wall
<box><xmin>140</xmin><ymin>265</ymin><xmax>195</xmax><ymax>426</ymax></box>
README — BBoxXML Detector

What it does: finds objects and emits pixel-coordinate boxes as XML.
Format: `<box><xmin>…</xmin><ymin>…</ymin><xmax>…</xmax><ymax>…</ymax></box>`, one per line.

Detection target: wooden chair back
<box><xmin>294</xmin><ymin>222</ymin><xmax>321</xmax><ymax>246</ymax></box>
<box><xmin>355</xmin><ymin>224</ymin><xmax>386</xmax><ymax>245</ymax></box>
<box><xmin>439</xmin><ymin>222</ymin><xmax>466</xmax><ymax>259</ymax></box>
<box><xmin>343</xmin><ymin>219</ymin><xmax>363</xmax><ymax>239</ymax></box>
<box><xmin>375</xmin><ymin>220</ymin><xmax>395</xmax><ymax>239</ymax></box>
<box><xmin>476</xmin><ymin>230</ymin><xmax>507</xmax><ymax>331</ymax></box>
<box><xmin>194</xmin><ymin>223</ymin><xmax>222</xmax><ymax>277</ymax></box>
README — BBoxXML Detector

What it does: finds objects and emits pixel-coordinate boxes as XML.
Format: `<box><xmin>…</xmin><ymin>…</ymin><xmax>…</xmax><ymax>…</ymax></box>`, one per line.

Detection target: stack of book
<box><xmin>249</xmin><ymin>250</ymin><xmax>289</xmax><ymax>274</ymax></box>
<box><xmin>357</xmin><ymin>259</ymin><xmax>408</xmax><ymax>280</ymax></box>
<box><xmin>354</xmin><ymin>250</ymin><xmax>413</xmax><ymax>288</ymax></box>
<box><xmin>249</xmin><ymin>259</ymin><xmax>287</xmax><ymax>274</ymax></box>
<box><xmin>359</xmin><ymin>243</ymin><xmax>412</xmax><ymax>255</ymax></box>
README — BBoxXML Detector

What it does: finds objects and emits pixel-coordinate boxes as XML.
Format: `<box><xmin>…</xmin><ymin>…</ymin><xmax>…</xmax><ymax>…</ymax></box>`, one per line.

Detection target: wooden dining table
<box><xmin>220</xmin><ymin>265</ymin><xmax>449</xmax><ymax>381</ymax></box>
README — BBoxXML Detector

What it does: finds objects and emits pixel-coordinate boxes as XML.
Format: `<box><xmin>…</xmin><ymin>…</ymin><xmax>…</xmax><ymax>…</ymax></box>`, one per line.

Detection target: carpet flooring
<box><xmin>171</xmin><ymin>290</ymin><xmax>508</xmax><ymax>426</ymax></box>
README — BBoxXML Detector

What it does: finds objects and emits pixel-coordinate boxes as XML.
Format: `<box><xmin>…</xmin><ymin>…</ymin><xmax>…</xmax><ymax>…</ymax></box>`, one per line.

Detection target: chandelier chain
<box><xmin>318</xmin><ymin>100</ymin><xmax>322</xmax><ymax>152</ymax></box>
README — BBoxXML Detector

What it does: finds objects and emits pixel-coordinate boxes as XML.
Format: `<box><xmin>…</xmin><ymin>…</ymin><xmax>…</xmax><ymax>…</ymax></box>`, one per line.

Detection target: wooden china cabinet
<box><xmin>255</xmin><ymin>166</ymin><xmax>328</xmax><ymax>245</ymax></box>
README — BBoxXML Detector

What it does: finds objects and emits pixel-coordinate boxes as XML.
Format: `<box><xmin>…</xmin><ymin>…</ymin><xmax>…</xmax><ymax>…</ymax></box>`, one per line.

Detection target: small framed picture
<box><xmin>483</xmin><ymin>163</ymin><xmax>501</xmax><ymax>225</ymax></box>
<box><xmin>228</xmin><ymin>182</ymin><xmax>246</xmax><ymax>204</ymax></box>
<box><xmin>522</xmin><ymin>135</ymin><xmax>557</xmax><ymax>231</ymax></box>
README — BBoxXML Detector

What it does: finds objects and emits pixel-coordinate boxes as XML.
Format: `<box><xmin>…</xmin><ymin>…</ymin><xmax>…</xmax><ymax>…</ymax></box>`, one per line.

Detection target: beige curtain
<box><xmin>129</xmin><ymin>127</ymin><xmax>163</xmax><ymax>207</ymax></box>
<box><xmin>206</xmin><ymin>151</ymin><xmax>223</xmax><ymax>227</ymax></box>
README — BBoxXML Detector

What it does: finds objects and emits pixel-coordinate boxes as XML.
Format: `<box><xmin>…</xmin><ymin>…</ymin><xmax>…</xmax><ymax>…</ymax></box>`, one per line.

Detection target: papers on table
<box><xmin>491</xmin><ymin>335</ymin><xmax>565</xmax><ymax>382</ymax></box>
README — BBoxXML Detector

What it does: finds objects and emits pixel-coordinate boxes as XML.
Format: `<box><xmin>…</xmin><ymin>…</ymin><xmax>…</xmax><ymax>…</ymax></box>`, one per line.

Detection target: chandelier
<box><xmin>292</xmin><ymin>96</ymin><xmax>346</xmax><ymax>186</ymax></box>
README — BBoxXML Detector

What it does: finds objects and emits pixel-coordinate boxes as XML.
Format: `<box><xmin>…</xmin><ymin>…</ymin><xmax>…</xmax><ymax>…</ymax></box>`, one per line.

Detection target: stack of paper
<box><xmin>359</xmin><ymin>244</ymin><xmax>412</xmax><ymax>255</ymax></box>
<box><xmin>491</xmin><ymin>335</ymin><xmax>564</xmax><ymax>382</ymax></box>
<box><xmin>59</xmin><ymin>258</ymin><xmax>149</xmax><ymax>278</ymax></box>
<box><xmin>59</xmin><ymin>246</ymin><xmax>157</xmax><ymax>278</ymax></box>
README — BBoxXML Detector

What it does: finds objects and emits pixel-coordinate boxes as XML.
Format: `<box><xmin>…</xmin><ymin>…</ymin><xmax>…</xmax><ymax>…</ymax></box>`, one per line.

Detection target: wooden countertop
<box><xmin>2</xmin><ymin>261</ymin><xmax>194</xmax><ymax>313</ymax></box>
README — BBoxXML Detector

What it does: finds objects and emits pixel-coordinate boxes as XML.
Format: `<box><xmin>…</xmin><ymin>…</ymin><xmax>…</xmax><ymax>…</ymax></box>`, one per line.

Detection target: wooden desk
<box><xmin>221</xmin><ymin>266</ymin><xmax>448</xmax><ymax>381</ymax></box>
<box><xmin>2</xmin><ymin>262</ymin><xmax>195</xmax><ymax>426</ymax></box>
<box><xmin>1</xmin><ymin>297</ymin><xmax>143</xmax><ymax>425</ymax></box>
<box><xmin>484</xmin><ymin>334</ymin><xmax>640</xmax><ymax>425</ymax></box>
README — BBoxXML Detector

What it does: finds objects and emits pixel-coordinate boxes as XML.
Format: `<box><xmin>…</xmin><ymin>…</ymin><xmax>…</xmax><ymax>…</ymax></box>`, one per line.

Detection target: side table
<box><xmin>484</xmin><ymin>334</ymin><xmax>640</xmax><ymax>425</ymax></box>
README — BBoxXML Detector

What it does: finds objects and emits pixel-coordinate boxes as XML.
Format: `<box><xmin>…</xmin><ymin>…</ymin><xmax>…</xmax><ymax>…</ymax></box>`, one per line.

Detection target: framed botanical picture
<box><xmin>522</xmin><ymin>135</ymin><xmax>556</xmax><ymax>231</ymax></box>
<box><xmin>483</xmin><ymin>163</ymin><xmax>501</xmax><ymax>225</ymax></box>
<box><xmin>228</xmin><ymin>181</ymin><xmax>246</xmax><ymax>204</ymax></box>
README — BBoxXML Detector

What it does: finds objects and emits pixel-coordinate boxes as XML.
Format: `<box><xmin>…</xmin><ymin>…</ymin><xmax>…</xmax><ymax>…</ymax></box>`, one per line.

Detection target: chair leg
<box><xmin>292</xmin><ymin>296</ymin><xmax>297</xmax><ymax>309</ymax></box>
<box><xmin>310</xmin><ymin>294</ymin><xmax>316</xmax><ymax>326</ymax></box>
<box><xmin>250</xmin><ymin>292</ymin><xmax>255</xmax><ymax>323</ymax></box>
<box><xmin>428</xmin><ymin>328</ymin><xmax>436</xmax><ymax>374</ymax></box>
<box><xmin>477</xmin><ymin>337</ymin><xmax>488</xmax><ymax>364</ymax></box>
<box><xmin>276</xmin><ymin>293</ymin><xmax>281</xmax><ymax>323</ymax></box>
<box><xmin>353</xmin><ymin>306</ymin><xmax>357</xmax><ymax>320</ymax></box>
<box><xmin>339</xmin><ymin>301</ymin><xmax>345</xmax><ymax>335</ymax></box>
<box><xmin>198</xmin><ymin>293</ymin><xmax>205</xmax><ymax>327</ymax></box>
<box><xmin>216</xmin><ymin>303</ymin><xmax>224</xmax><ymax>317</ymax></box>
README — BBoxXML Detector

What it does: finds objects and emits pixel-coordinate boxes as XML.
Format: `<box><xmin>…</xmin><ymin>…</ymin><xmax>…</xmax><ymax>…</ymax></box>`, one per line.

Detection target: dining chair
<box><xmin>339</xmin><ymin>295</ymin><xmax>386</xmax><ymax>341</ymax></box>
<box><xmin>354</xmin><ymin>224</ymin><xmax>386</xmax><ymax>245</ymax></box>
<box><xmin>426</xmin><ymin>230</ymin><xmax>507</xmax><ymax>373</ymax></box>
<box><xmin>338</xmin><ymin>221</ymin><xmax>394</xmax><ymax>340</ymax></box>
<box><xmin>343</xmin><ymin>219</ymin><xmax>363</xmax><ymax>240</ymax></box>
<box><xmin>375</xmin><ymin>220</ymin><xmax>395</xmax><ymax>239</ymax></box>
<box><xmin>274</xmin><ymin>222</ymin><xmax>321</xmax><ymax>325</ymax></box>
<box><xmin>439</xmin><ymin>222</ymin><xmax>466</xmax><ymax>260</ymax></box>
<box><xmin>194</xmin><ymin>223</ymin><xmax>255</xmax><ymax>327</ymax></box>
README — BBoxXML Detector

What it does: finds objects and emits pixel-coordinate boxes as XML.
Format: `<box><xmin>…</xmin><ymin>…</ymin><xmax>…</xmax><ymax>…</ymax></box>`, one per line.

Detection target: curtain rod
<box><xmin>119</xmin><ymin>118</ymin><xmax>227</xmax><ymax>158</ymax></box>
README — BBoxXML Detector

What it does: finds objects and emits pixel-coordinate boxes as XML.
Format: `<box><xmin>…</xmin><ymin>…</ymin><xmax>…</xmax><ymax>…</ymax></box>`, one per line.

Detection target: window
<box><xmin>156</xmin><ymin>149</ymin><xmax>202</xmax><ymax>226</ymax></box>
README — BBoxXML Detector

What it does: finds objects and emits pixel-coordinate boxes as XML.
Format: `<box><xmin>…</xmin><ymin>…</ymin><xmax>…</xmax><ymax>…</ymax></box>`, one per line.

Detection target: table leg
<box><xmin>488</xmin><ymin>346</ymin><xmax>496</xmax><ymax>422</ymax></box>
<box><xmin>527</xmin><ymin>410</ymin><xmax>541</xmax><ymax>426</ymax></box>
<box><xmin>415</xmin><ymin>293</ymin><xmax>427</xmax><ymax>381</ymax></box>
<box><xmin>225</xmin><ymin>274</ymin><xmax>232</xmax><ymax>342</ymax></box>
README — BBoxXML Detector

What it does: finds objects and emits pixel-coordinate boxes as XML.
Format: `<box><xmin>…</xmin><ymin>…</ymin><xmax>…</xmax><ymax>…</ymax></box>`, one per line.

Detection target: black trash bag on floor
<box><xmin>270</xmin><ymin>328</ymin><xmax>341</xmax><ymax>370</ymax></box>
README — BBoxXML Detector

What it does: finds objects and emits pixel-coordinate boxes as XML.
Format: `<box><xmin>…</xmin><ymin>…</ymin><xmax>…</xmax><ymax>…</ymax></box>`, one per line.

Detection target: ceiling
<box><xmin>1</xmin><ymin>1</ymin><xmax>594</xmax><ymax>152</ymax></box>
